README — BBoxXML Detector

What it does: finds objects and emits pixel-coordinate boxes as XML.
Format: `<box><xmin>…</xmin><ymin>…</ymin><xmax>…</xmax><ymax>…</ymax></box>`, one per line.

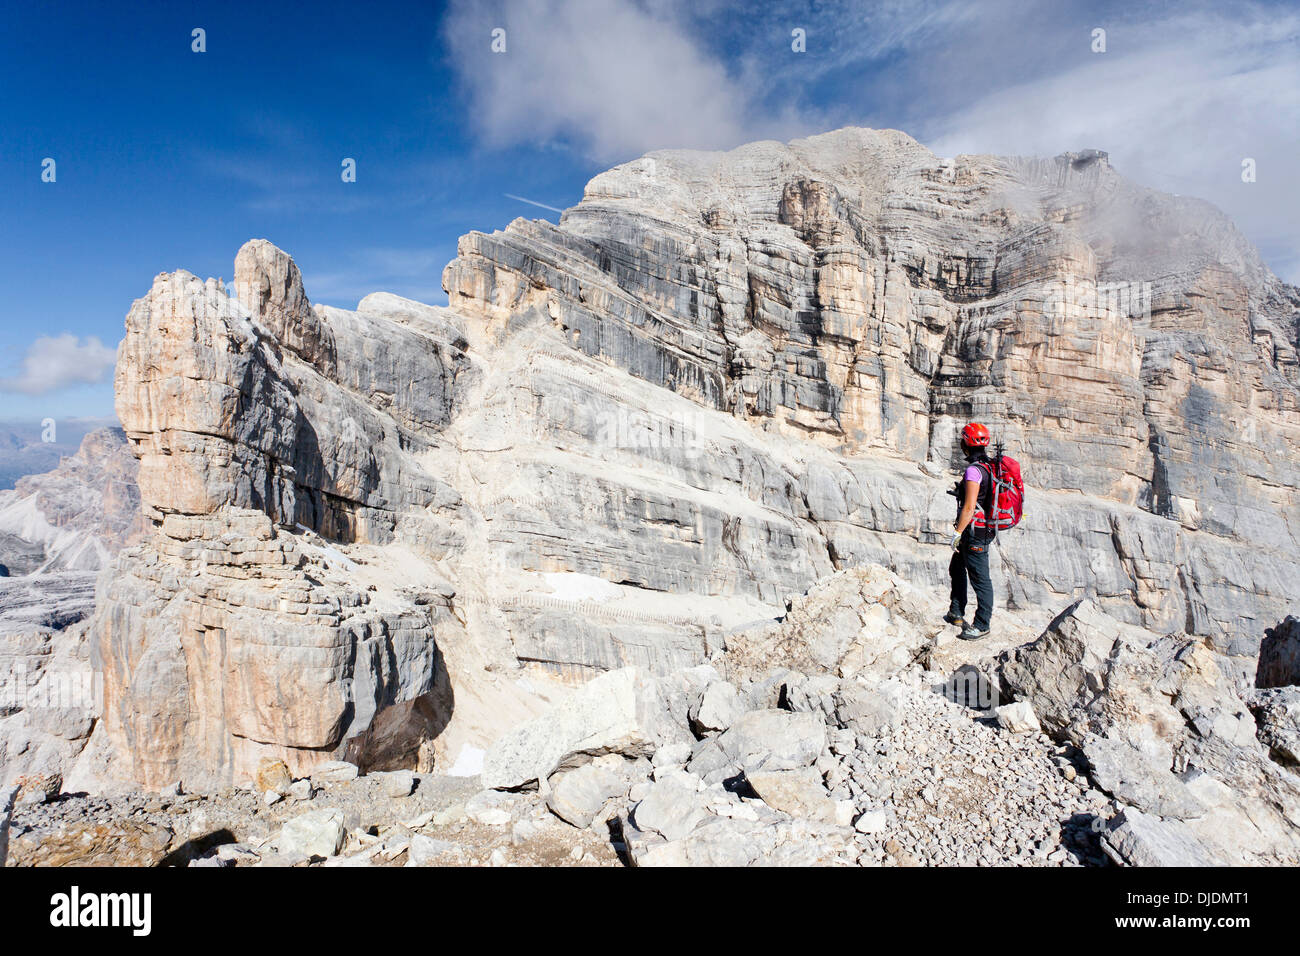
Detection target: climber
<box><xmin>945</xmin><ymin>422</ymin><xmax>996</xmax><ymax>640</ymax></box>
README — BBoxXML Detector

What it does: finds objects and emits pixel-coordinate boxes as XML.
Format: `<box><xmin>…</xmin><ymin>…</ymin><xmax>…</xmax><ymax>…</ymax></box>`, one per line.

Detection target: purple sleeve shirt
<box><xmin>963</xmin><ymin>464</ymin><xmax>984</xmax><ymax>484</ymax></box>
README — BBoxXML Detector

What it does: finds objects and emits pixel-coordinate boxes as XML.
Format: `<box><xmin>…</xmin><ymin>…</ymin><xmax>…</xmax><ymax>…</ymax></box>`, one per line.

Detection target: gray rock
<box><xmin>1249</xmin><ymin>687</ymin><xmax>1300</xmax><ymax>767</ymax></box>
<box><xmin>854</xmin><ymin>809</ymin><xmax>888</xmax><ymax>834</ymax></box>
<box><xmin>999</xmin><ymin>600</ymin><xmax>1131</xmax><ymax>734</ymax></box>
<box><xmin>310</xmin><ymin>761</ymin><xmax>359</xmax><ymax>786</ymax></box>
<box><xmin>685</xmin><ymin>738</ymin><xmax>735</xmax><ymax>778</ymax></box>
<box><xmin>1083</xmin><ymin>735</ymin><xmax>1204</xmax><ymax>820</ymax></box>
<box><xmin>716</xmin><ymin>710</ymin><xmax>826</xmax><ymax>773</ymax></box>
<box><xmin>373</xmin><ymin>770</ymin><xmax>415</xmax><ymax>798</ymax></box>
<box><xmin>276</xmin><ymin>808</ymin><xmax>345</xmax><ymax>858</ymax></box>
<box><xmin>482</xmin><ymin>667</ymin><xmax>667</xmax><ymax>790</ymax></box>
<box><xmin>288</xmin><ymin>779</ymin><xmax>313</xmax><ymax>802</ymax></box>
<box><xmin>465</xmin><ymin>789</ymin><xmax>514</xmax><ymax>825</ymax></box>
<box><xmin>690</xmin><ymin>680</ymin><xmax>743</xmax><ymax>734</ymax></box>
<box><xmin>625</xmin><ymin>812</ymin><xmax>854</xmax><ymax>867</ymax></box>
<box><xmin>215</xmin><ymin>843</ymin><xmax>260</xmax><ymax>865</ymax></box>
<box><xmin>546</xmin><ymin>755</ymin><xmax>639</xmax><ymax>828</ymax></box>
<box><xmin>1100</xmin><ymin>808</ymin><xmax>1226</xmax><ymax>867</ymax></box>
<box><xmin>746</xmin><ymin>767</ymin><xmax>839</xmax><ymax>824</ymax></box>
<box><xmin>834</xmin><ymin>680</ymin><xmax>904</xmax><ymax>736</ymax></box>
<box><xmin>407</xmin><ymin>833</ymin><xmax>457</xmax><ymax>866</ymax></box>
<box><xmin>652</xmin><ymin>741</ymin><xmax>693</xmax><ymax>768</ymax></box>
<box><xmin>632</xmin><ymin>770</ymin><xmax>709</xmax><ymax>841</ymax></box>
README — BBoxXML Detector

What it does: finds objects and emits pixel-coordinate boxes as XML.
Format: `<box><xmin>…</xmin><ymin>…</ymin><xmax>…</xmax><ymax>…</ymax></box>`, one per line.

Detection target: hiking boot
<box><xmin>958</xmin><ymin>626</ymin><xmax>991</xmax><ymax>641</ymax></box>
<box><xmin>943</xmin><ymin>612</ymin><xmax>965</xmax><ymax>627</ymax></box>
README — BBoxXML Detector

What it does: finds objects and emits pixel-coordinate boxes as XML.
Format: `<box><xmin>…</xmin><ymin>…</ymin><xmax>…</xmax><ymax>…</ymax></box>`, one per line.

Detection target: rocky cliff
<box><xmin>83</xmin><ymin>127</ymin><xmax>1300</xmax><ymax>792</ymax></box>
<box><xmin>0</xmin><ymin>427</ymin><xmax>140</xmax><ymax>789</ymax></box>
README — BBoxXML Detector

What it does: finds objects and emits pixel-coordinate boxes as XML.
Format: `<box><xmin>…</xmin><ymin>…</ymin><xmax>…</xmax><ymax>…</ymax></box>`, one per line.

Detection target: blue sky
<box><xmin>2</xmin><ymin>0</ymin><xmax>1297</xmax><ymax>420</ymax></box>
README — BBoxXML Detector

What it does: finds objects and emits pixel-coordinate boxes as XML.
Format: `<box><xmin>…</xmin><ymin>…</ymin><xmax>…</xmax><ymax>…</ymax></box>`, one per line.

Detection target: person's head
<box><xmin>960</xmin><ymin>422</ymin><xmax>990</xmax><ymax>461</ymax></box>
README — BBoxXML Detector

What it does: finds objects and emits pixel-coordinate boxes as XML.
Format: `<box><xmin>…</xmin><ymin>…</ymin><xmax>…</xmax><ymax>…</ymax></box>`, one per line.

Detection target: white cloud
<box><xmin>0</xmin><ymin>334</ymin><xmax>119</xmax><ymax>396</ymax></box>
<box><xmin>916</xmin><ymin>4</ymin><xmax>1300</xmax><ymax>281</ymax></box>
<box><xmin>441</xmin><ymin>0</ymin><xmax>784</xmax><ymax>162</ymax></box>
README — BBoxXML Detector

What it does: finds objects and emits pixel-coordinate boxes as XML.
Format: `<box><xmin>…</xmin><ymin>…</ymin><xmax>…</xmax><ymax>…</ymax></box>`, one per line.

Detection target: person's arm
<box><xmin>954</xmin><ymin>478</ymin><xmax>980</xmax><ymax>534</ymax></box>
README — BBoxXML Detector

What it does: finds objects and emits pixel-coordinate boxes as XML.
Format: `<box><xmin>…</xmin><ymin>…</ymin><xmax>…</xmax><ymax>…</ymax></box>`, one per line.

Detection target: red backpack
<box><xmin>972</xmin><ymin>448</ymin><xmax>1025</xmax><ymax>532</ymax></box>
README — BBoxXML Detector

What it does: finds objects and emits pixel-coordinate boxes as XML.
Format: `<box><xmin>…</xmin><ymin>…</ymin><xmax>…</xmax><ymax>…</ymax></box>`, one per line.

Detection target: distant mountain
<box><xmin>0</xmin><ymin>426</ymin><xmax>140</xmax><ymax>576</ymax></box>
<box><xmin>0</xmin><ymin>418</ymin><xmax>119</xmax><ymax>490</ymax></box>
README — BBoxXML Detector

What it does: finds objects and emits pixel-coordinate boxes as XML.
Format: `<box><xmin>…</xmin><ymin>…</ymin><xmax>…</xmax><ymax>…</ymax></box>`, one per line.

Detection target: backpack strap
<box><xmin>972</xmin><ymin>459</ymin><xmax>998</xmax><ymax>536</ymax></box>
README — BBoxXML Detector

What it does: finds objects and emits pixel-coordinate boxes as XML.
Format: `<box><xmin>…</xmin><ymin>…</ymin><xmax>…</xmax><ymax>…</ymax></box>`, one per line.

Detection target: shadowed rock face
<box><xmin>88</xmin><ymin>127</ymin><xmax>1300</xmax><ymax>789</ymax></box>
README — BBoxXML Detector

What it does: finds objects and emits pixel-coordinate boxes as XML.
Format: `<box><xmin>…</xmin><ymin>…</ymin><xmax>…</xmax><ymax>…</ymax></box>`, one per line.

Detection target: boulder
<box><xmin>407</xmin><ymin>834</ymin><xmax>457</xmax><ymax>866</ymax></box>
<box><xmin>373</xmin><ymin>770</ymin><xmax>415</xmax><ymax>798</ymax></box>
<box><xmin>723</xmin><ymin>567</ymin><xmax>935</xmax><ymax>682</ymax></box>
<box><xmin>999</xmin><ymin>600</ymin><xmax>1128</xmax><ymax>734</ymax></box>
<box><xmin>624</xmin><ymin>813</ymin><xmax>854</xmax><ymax>867</ymax></box>
<box><xmin>651</xmin><ymin>742</ymin><xmax>693</xmax><ymax>768</ymax></box>
<box><xmin>995</xmin><ymin>701</ymin><xmax>1041</xmax><ymax>734</ymax></box>
<box><xmin>690</xmin><ymin>680</ymin><xmax>743</xmax><ymax>734</ymax></box>
<box><xmin>1082</xmin><ymin>734</ymin><xmax>1203</xmax><ymax>820</ymax></box>
<box><xmin>255</xmin><ymin>758</ymin><xmax>291</xmax><ymax>794</ymax></box>
<box><xmin>632</xmin><ymin>770</ymin><xmax>710</xmax><ymax>841</ymax></box>
<box><xmin>854</xmin><ymin>809</ymin><xmax>888</xmax><ymax>834</ymax></box>
<box><xmin>547</xmin><ymin>755</ymin><xmax>642</xmax><ymax>828</ymax></box>
<box><xmin>6</xmin><ymin>818</ymin><xmax>174</xmax><ymax>867</ymax></box>
<box><xmin>310</xmin><ymin>761</ymin><xmax>360</xmax><ymax>787</ymax></box>
<box><xmin>834</xmin><ymin>680</ymin><xmax>904</xmax><ymax>736</ymax></box>
<box><xmin>1100</xmin><ymin>808</ymin><xmax>1226</xmax><ymax>867</ymax></box>
<box><xmin>464</xmin><ymin>789</ymin><xmax>515</xmax><ymax>825</ymax></box>
<box><xmin>746</xmin><ymin>767</ymin><xmax>839</xmax><ymax>824</ymax></box>
<box><xmin>276</xmin><ymin>808</ymin><xmax>345</xmax><ymax>858</ymax></box>
<box><xmin>482</xmin><ymin>668</ymin><xmax>669</xmax><ymax>790</ymax></box>
<box><xmin>626</xmin><ymin>815</ymin><xmax>757</xmax><ymax>867</ymax></box>
<box><xmin>716</xmin><ymin>710</ymin><xmax>826</xmax><ymax>773</ymax></box>
<box><xmin>13</xmin><ymin>771</ymin><xmax>61</xmax><ymax>806</ymax></box>
<box><xmin>1249</xmin><ymin>687</ymin><xmax>1300</xmax><ymax>766</ymax></box>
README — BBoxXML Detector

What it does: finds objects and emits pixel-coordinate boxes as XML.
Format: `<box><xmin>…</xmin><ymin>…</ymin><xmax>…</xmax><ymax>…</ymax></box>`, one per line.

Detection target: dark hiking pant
<box><xmin>949</xmin><ymin>534</ymin><xmax>994</xmax><ymax>631</ymax></box>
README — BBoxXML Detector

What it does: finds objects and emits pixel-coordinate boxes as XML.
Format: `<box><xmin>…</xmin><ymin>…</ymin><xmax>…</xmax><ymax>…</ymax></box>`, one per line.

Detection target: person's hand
<box><xmin>950</xmin><ymin>533</ymin><xmax>962</xmax><ymax>551</ymax></box>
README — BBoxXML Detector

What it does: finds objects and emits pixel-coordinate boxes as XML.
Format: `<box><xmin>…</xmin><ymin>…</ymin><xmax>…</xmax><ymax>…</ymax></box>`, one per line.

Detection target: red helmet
<box><xmin>961</xmin><ymin>422</ymin><xmax>990</xmax><ymax>447</ymax></box>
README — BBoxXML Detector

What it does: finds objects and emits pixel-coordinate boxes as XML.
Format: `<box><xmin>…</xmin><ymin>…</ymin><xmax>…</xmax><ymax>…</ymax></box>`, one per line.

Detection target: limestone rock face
<box><xmin>92</xmin><ymin>509</ymin><xmax>458</xmax><ymax>789</ymax></box>
<box><xmin>82</xmin><ymin>126</ymin><xmax>1300</xmax><ymax>790</ymax></box>
<box><xmin>116</xmin><ymin>245</ymin><xmax>471</xmax><ymax>544</ymax></box>
<box><xmin>0</xmin><ymin>429</ymin><xmax>141</xmax><ymax>790</ymax></box>
<box><xmin>94</xmin><ymin>244</ymin><xmax>481</xmax><ymax>788</ymax></box>
<box><xmin>444</xmin><ymin>131</ymin><xmax>1300</xmax><ymax>646</ymax></box>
